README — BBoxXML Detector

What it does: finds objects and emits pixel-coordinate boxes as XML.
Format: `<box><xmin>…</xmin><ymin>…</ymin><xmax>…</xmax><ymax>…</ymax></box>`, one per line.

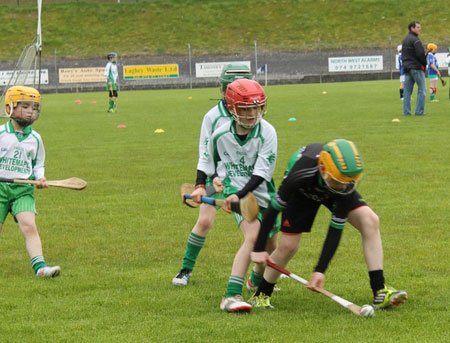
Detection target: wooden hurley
<box><xmin>0</xmin><ymin>177</ymin><xmax>87</xmax><ymax>190</ymax></box>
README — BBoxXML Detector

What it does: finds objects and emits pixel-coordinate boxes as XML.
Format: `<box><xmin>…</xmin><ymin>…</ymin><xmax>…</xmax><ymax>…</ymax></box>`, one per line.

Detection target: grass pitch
<box><xmin>0</xmin><ymin>81</ymin><xmax>449</xmax><ymax>342</ymax></box>
<box><xmin>1</xmin><ymin>0</ymin><xmax>449</xmax><ymax>60</ymax></box>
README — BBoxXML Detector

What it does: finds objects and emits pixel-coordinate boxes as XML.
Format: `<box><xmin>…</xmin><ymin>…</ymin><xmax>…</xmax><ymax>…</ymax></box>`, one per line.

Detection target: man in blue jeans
<box><xmin>401</xmin><ymin>21</ymin><xmax>427</xmax><ymax>116</ymax></box>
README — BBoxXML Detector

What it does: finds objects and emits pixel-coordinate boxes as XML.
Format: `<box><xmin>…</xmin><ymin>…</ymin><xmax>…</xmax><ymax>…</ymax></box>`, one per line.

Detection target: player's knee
<box><xmin>265</xmin><ymin>235</ymin><xmax>278</xmax><ymax>254</ymax></box>
<box><xmin>244</xmin><ymin>230</ymin><xmax>259</xmax><ymax>246</ymax></box>
<box><xmin>19</xmin><ymin>221</ymin><xmax>38</xmax><ymax>236</ymax></box>
<box><xmin>278</xmin><ymin>237</ymin><xmax>299</xmax><ymax>258</ymax></box>
<box><xmin>362</xmin><ymin>211</ymin><xmax>380</xmax><ymax>235</ymax></box>
<box><xmin>195</xmin><ymin>216</ymin><xmax>214</xmax><ymax>233</ymax></box>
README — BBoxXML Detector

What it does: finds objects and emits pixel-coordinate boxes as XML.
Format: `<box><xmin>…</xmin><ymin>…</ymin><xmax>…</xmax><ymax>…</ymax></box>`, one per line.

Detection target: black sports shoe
<box><xmin>172</xmin><ymin>268</ymin><xmax>192</xmax><ymax>286</ymax></box>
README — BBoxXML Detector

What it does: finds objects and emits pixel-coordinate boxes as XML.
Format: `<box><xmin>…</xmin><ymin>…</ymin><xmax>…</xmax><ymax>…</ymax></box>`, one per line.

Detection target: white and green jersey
<box><xmin>198</xmin><ymin>119</ymin><xmax>277</xmax><ymax>208</ymax></box>
<box><xmin>0</xmin><ymin>121</ymin><xmax>45</xmax><ymax>180</ymax></box>
<box><xmin>104</xmin><ymin>61</ymin><xmax>118</xmax><ymax>87</ymax></box>
<box><xmin>197</xmin><ymin>100</ymin><xmax>232</xmax><ymax>168</ymax></box>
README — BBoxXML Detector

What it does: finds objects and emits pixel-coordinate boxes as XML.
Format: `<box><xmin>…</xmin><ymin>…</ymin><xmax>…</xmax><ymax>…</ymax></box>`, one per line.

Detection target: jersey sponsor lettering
<box><xmin>224</xmin><ymin>160</ymin><xmax>254</xmax><ymax>177</ymax></box>
<box><xmin>0</xmin><ymin>154</ymin><xmax>31</xmax><ymax>174</ymax></box>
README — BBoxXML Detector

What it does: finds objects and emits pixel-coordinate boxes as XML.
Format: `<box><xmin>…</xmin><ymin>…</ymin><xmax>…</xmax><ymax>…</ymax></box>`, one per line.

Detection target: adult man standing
<box><xmin>401</xmin><ymin>21</ymin><xmax>427</xmax><ymax>116</ymax></box>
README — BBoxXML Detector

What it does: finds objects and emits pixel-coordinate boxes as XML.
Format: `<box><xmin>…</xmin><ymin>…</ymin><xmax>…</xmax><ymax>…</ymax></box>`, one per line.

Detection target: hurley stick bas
<box><xmin>266</xmin><ymin>260</ymin><xmax>363</xmax><ymax>317</ymax></box>
<box><xmin>0</xmin><ymin>177</ymin><xmax>87</xmax><ymax>190</ymax></box>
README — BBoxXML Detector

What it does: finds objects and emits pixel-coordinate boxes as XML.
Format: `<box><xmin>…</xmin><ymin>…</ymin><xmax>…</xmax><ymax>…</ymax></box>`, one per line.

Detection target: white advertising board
<box><xmin>0</xmin><ymin>69</ymin><xmax>49</xmax><ymax>86</ymax></box>
<box><xmin>195</xmin><ymin>61</ymin><xmax>251</xmax><ymax>78</ymax></box>
<box><xmin>328</xmin><ymin>56</ymin><xmax>383</xmax><ymax>72</ymax></box>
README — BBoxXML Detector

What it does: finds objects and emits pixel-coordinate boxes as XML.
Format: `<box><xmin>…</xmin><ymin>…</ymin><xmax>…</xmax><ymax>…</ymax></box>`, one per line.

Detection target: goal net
<box><xmin>0</xmin><ymin>0</ymin><xmax>42</xmax><ymax>117</ymax></box>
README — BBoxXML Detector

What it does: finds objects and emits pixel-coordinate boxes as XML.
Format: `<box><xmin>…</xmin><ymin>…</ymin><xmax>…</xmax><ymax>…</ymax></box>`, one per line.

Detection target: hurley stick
<box><xmin>0</xmin><ymin>177</ymin><xmax>87</xmax><ymax>190</ymax></box>
<box><xmin>180</xmin><ymin>183</ymin><xmax>222</xmax><ymax>208</ymax></box>
<box><xmin>182</xmin><ymin>192</ymin><xmax>259</xmax><ymax>222</ymax></box>
<box><xmin>266</xmin><ymin>260</ymin><xmax>362</xmax><ymax>316</ymax></box>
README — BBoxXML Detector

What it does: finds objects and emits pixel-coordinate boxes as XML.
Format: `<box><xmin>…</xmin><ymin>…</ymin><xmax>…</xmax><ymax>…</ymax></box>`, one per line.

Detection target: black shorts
<box><xmin>281</xmin><ymin>191</ymin><xmax>367</xmax><ymax>234</ymax></box>
<box><xmin>108</xmin><ymin>90</ymin><xmax>118</xmax><ymax>98</ymax></box>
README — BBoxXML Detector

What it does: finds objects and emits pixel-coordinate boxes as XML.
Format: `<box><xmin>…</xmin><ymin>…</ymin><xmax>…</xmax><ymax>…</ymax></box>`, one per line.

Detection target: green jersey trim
<box><xmin>6</xmin><ymin>121</ymin><xmax>32</xmax><ymax>142</ymax></box>
<box><xmin>211</xmin><ymin>100</ymin><xmax>231</xmax><ymax>132</ymax></box>
<box><xmin>229</xmin><ymin>120</ymin><xmax>261</xmax><ymax>147</ymax></box>
<box><xmin>271</xmin><ymin>197</ymin><xmax>285</xmax><ymax>211</ymax></box>
<box><xmin>212</xmin><ymin>129</ymin><xmax>229</xmax><ymax>169</ymax></box>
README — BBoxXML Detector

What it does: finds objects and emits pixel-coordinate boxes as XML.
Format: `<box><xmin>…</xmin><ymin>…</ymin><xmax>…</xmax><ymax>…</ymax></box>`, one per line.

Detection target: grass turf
<box><xmin>0</xmin><ymin>0</ymin><xmax>449</xmax><ymax>60</ymax></box>
<box><xmin>0</xmin><ymin>80</ymin><xmax>449</xmax><ymax>342</ymax></box>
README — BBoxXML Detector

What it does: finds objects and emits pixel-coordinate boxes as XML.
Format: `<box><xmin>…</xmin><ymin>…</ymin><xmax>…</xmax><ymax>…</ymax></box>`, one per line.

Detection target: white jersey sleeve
<box><xmin>252</xmin><ymin>120</ymin><xmax>277</xmax><ymax>182</ymax></box>
<box><xmin>104</xmin><ymin>62</ymin><xmax>111</xmax><ymax>79</ymax></box>
<box><xmin>196</xmin><ymin>100</ymin><xmax>232</xmax><ymax>171</ymax></box>
<box><xmin>32</xmin><ymin>132</ymin><xmax>45</xmax><ymax>180</ymax></box>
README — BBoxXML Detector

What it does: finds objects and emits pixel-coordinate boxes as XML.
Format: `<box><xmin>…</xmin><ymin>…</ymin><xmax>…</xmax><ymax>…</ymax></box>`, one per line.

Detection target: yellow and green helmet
<box><xmin>318</xmin><ymin>139</ymin><xmax>363</xmax><ymax>194</ymax></box>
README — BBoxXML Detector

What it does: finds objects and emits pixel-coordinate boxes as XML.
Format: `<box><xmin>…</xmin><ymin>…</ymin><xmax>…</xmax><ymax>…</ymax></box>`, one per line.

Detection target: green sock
<box><xmin>181</xmin><ymin>232</ymin><xmax>205</xmax><ymax>271</ymax></box>
<box><xmin>109</xmin><ymin>100</ymin><xmax>114</xmax><ymax>109</ymax></box>
<box><xmin>31</xmin><ymin>255</ymin><xmax>47</xmax><ymax>275</ymax></box>
<box><xmin>225</xmin><ymin>275</ymin><xmax>244</xmax><ymax>298</ymax></box>
<box><xmin>430</xmin><ymin>94</ymin><xmax>434</xmax><ymax>101</ymax></box>
<box><xmin>250</xmin><ymin>269</ymin><xmax>263</xmax><ymax>288</ymax></box>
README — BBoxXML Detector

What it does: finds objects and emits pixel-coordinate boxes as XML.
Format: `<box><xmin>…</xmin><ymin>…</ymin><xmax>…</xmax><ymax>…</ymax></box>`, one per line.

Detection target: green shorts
<box><xmin>0</xmin><ymin>183</ymin><xmax>36</xmax><ymax>223</ymax></box>
<box><xmin>428</xmin><ymin>74</ymin><xmax>438</xmax><ymax>80</ymax></box>
<box><xmin>232</xmin><ymin>206</ymin><xmax>281</xmax><ymax>239</ymax></box>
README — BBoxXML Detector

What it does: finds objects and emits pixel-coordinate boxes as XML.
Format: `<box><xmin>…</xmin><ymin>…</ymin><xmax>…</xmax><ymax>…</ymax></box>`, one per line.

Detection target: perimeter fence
<box><xmin>0</xmin><ymin>38</ymin><xmax>449</xmax><ymax>94</ymax></box>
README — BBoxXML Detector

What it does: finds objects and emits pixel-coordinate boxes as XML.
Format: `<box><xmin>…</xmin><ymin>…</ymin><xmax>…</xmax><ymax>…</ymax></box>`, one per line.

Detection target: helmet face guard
<box><xmin>5</xmin><ymin>86</ymin><xmax>41</xmax><ymax>126</ymax></box>
<box><xmin>318</xmin><ymin>139</ymin><xmax>363</xmax><ymax>195</ymax></box>
<box><xmin>230</xmin><ymin>101</ymin><xmax>266</xmax><ymax>130</ymax></box>
<box><xmin>225</xmin><ymin>79</ymin><xmax>266</xmax><ymax>130</ymax></box>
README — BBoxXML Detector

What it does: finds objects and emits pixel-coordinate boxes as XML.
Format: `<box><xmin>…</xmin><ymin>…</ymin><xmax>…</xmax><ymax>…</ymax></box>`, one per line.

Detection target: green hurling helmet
<box><xmin>219</xmin><ymin>63</ymin><xmax>252</xmax><ymax>94</ymax></box>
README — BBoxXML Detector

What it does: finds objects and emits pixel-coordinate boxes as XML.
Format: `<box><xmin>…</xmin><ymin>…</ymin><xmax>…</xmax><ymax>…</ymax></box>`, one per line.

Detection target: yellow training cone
<box><xmin>392</xmin><ymin>118</ymin><xmax>400</xmax><ymax>122</ymax></box>
<box><xmin>154</xmin><ymin>129</ymin><xmax>165</xmax><ymax>133</ymax></box>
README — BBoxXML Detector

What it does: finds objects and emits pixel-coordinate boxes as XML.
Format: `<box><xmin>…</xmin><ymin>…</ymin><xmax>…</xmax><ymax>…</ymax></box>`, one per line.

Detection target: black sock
<box><xmin>369</xmin><ymin>270</ymin><xmax>385</xmax><ymax>296</ymax></box>
<box><xmin>255</xmin><ymin>278</ymin><xmax>276</xmax><ymax>297</ymax></box>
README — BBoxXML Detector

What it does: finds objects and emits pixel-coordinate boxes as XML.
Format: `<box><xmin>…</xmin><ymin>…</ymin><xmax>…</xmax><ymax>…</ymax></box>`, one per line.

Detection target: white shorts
<box><xmin>399</xmin><ymin>75</ymin><xmax>405</xmax><ymax>82</ymax></box>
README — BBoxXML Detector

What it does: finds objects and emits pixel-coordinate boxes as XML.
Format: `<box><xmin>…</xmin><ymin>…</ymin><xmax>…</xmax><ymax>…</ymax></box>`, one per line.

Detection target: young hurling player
<box><xmin>172</xmin><ymin>64</ymin><xmax>278</xmax><ymax>292</ymax></box>
<box><xmin>250</xmin><ymin>139</ymin><xmax>407</xmax><ymax>310</ymax></box>
<box><xmin>190</xmin><ymin>79</ymin><xmax>279</xmax><ymax>312</ymax></box>
<box><xmin>104</xmin><ymin>52</ymin><xmax>118</xmax><ymax>112</ymax></box>
<box><xmin>397</xmin><ymin>45</ymin><xmax>405</xmax><ymax>100</ymax></box>
<box><xmin>447</xmin><ymin>46</ymin><xmax>450</xmax><ymax>99</ymax></box>
<box><xmin>172</xmin><ymin>64</ymin><xmax>253</xmax><ymax>287</ymax></box>
<box><xmin>0</xmin><ymin>86</ymin><xmax>60</xmax><ymax>278</ymax></box>
<box><xmin>426</xmin><ymin>43</ymin><xmax>441</xmax><ymax>102</ymax></box>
